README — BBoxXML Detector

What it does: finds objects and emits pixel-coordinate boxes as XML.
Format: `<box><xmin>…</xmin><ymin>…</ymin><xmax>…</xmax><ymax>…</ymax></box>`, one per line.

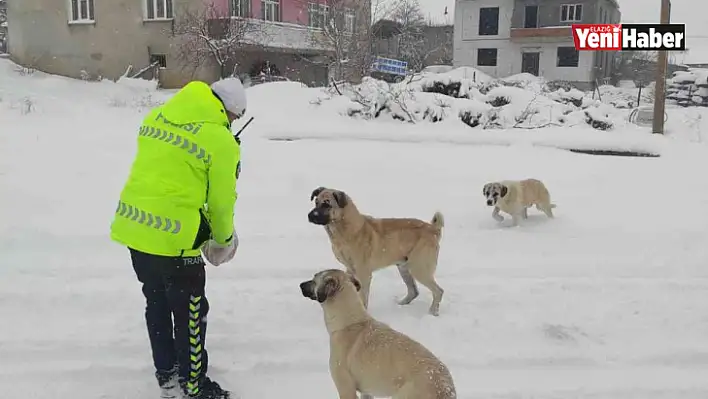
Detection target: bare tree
<box><xmin>0</xmin><ymin>0</ymin><xmax>7</xmax><ymax>53</ymax></box>
<box><xmin>293</xmin><ymin>0</ymin><xmax>374</xmax><ymax>82</ymax></box>
<box><xmin>618</xmin><ymin>50</ymin><xmax>679</xmax><ymax>87</ymax></box>
<box><xmin>631</xmin><ymin>51</ymin><xmax>659</xmax><ymax>86</ymax></box>
<box><xmin>294</xmin><ymin>0</ymin><xmax>442</xmax><ymax>84</ymax></box>
<box><xmin>358</xmin><ymin>0</ymin><xmax>415</xmax><ymax>75</ymax></box>
<box><xmin>389</xmin><ymin>0</ymin><xmax>427</xmax><ymax>71</ymax></box>
<box><xmin>295</xmin><ymin>0</ymin><xmax>438</xmax><ymax>83</ymax></box>
<box><xmin>171</xmin><ymin>2</ymin><xmax>266</xmax><ymax>78</ymax></box>
<box><xmin>421</xmin><ymin>21</ymin><xmax>453</xmax><ymax>66</ymax></box>
<box><xmin>299</xmin><ymin>0</ymin><xmax>353</xmax><ymax>81</ymax></box>
<box><xmin>370</xmin><ymin>0</ymin><xmax>452</xmax><ymax>73</ymax></box>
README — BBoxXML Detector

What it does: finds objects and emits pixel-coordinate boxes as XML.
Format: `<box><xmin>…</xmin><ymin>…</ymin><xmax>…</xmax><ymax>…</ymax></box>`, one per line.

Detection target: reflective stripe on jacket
<box><xmin>110</xmin><ymin>81</ymin><xmax>240</xmax><ymax>256</ymax></box>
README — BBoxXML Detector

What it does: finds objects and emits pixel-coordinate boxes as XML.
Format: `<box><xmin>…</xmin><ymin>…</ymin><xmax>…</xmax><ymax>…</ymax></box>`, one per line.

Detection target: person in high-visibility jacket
<box><xmin>110</xmin><ymin>77</ymin><xmax>247</xmax><ymax>399</ymax></box>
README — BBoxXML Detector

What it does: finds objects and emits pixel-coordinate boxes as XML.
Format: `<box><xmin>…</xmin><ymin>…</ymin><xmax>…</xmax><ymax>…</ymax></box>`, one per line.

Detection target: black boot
<box><xmin>181</xmin><ymin>376</ymin><xmax>231</xmax><ymax>399</ymax></box>
<box><xmin>156</xmin><ymin>366</ymin><xmax>180</xmax><ymax>399</ymax></box>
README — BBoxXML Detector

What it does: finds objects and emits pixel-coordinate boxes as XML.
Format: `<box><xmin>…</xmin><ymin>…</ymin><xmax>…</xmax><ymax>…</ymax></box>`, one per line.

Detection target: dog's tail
<box><xmin>431</xmin><ymin>211</ymin><xmax>445</xmax><ymax>231</ymax></box>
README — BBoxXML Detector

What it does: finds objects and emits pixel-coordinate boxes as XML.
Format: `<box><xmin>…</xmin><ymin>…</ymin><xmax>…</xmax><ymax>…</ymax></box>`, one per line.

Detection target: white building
<box><xmin>453</xmin><ymin>0</ymin><xmax>621</xmax><ymax>89</ymax></box>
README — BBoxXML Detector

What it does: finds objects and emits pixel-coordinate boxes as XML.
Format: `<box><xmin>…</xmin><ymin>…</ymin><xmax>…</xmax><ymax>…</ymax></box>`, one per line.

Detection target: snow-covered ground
<box><xmin>2</xmin><ymin>59</ymin><xmax>708</xmax><ymax>398</ymax></box>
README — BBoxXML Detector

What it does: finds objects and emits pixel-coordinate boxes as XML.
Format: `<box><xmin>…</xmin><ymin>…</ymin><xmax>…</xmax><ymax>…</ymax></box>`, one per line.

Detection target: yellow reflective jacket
<box><xmin>110</xmin><ymin>81</ymin><xmax>240</xmax><ymax>257</ymax></box>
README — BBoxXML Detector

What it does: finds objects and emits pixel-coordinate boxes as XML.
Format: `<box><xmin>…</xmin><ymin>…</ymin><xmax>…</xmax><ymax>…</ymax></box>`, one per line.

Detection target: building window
<box><xmin>478</xmin><ymin>7</ymin><xmax>499</xmax><ymax>36</ymax></box>
<box><xmin>524</xmin><ymin>5</ymin><xmax>538</xmax><ymax>28</ymax></box>
<box><xmin>557</xmin><ymin>46</ymin><xmax>579</xmax><ymax>67</ymax></box>
<box><xmin>560</xmin><ymin>4</ymin><xmax>582</xmax><ymax>22</ymax></box>
<box><xmin>307</xmin><ymin>2</ymin><xmax>328</xmax><ymax>29</ymax></box>
<box><xmin>146</xmin><ymin>0</ymin><xmax>173</xmax><ymax>20</ymax></box>
<box><xmin>231</xmin><ymin>0</ymin><xmax>251</xmax><ymax>18</ymax></box>
<box><xmin>344</xmin><ymin>9</ymin><xmax>356</xmax><ymax>34</ymax></box>
<box><xmin>477</xmin><ymin>48</ymin><xmax>498</xmax><ymax>66</ymax></box>
<box><xmin>262</xmin><ymin>0</ymin><xmax>281</xmax><ymax>22</ymax></box>
<box><xmin>69</xmin><ymin>0</ymin><xmax>95</xmax><ymax>22</ymax></box>
<box><xmin>150</xmin><ymin>54</ymin><xmax>167</xmax><ymax>69</ymax></box>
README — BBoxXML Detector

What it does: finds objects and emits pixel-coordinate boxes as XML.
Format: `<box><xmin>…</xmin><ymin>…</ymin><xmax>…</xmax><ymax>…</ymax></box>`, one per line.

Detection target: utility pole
<box><xmin>652</xmin><ymin>0</ymin><xmax>671</xmax><ymax>134</ymax></box>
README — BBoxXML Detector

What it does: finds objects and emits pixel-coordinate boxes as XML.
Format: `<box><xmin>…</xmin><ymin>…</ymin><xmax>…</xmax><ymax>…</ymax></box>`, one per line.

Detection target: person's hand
<box><xmin>202</xmin><ymin>232</ymin><xmax>238</xmax><ymax>266</ymax></box>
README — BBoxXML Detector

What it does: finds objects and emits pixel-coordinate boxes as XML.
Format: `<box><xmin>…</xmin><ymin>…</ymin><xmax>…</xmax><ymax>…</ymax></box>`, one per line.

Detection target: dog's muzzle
<box><xmin>486</xmin><ymin>199</ymin><xmax>494</xmax><ymax>206</ymax></box>
<box><xmin>308</xmin><ymin>208</ymin><xmax>330</xmax><ymax>225</ymax></box>
<box><xmin>300</xmin><ymin>280</ymin><xmax>317</xmax><ymax>301</ymax></box>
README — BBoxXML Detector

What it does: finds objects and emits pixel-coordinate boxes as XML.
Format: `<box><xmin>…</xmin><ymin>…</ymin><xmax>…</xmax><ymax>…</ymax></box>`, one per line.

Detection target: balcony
<box><xmin>510</xmin><ymin>26</ymin><xmax>573</xmax><ymax>43</ymax></box>
<box><xmin>207</xmin><ymin>17</ymin><xmax>334</xmax><ymax>54</ymax></box>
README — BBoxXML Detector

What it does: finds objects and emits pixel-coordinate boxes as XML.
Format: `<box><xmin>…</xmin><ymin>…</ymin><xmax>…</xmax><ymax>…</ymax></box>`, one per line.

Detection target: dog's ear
<box><xmin>310</xmin><ymin>187</ymin><xmax>326</xmax><ymax>201</ymax></box>
<box><xmin>500</xmin><ymin>185</ymin><xmax>508</xmax><ymax>197</ymax></box>
<box><xmin>333</xmin><ymin>190</ymin><xmax>348</xmax><ymax>208</ymax></box>
<box><xmin>349</xmin><ymin>274</ymin><xmax>361</xmax><ymax>291</ymax></box>
<box><xmin>316</xmin><ymin>275</ymin><xmax>340</xmax><ymax>303</ymax></box>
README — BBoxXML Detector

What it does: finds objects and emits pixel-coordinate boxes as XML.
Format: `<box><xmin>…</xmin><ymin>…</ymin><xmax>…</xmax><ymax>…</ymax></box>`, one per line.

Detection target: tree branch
<box><xmin>170</xmin><ymin>3</ymin><xmax>269</xmax><ymax>78</ymax></box>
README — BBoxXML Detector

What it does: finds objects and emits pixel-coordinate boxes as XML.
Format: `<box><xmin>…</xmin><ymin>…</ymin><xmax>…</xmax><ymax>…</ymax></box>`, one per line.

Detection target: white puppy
<box><xmin>482</xmin><ymin>179</ymin><xmax>556</xmax><ymax>226</ymax></box>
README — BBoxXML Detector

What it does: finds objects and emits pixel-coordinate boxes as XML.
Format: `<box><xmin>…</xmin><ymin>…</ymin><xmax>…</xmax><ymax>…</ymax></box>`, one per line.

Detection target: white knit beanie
<box><xmin>211</xmin><ymin>77</ymin><xmax>247</xmax><ymax>117</ymax></box>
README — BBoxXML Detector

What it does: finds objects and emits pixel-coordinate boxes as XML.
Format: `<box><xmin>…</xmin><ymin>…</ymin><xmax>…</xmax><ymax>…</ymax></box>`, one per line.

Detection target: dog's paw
<box><xmin>397</xmin><ymin>294</ymin><xmax>418</xmax><ymax>306</ymax></box>
<box><xmin>397</xmin><ymin>298</ymin><xmax>411</xmax><ymax>306</ymax></box>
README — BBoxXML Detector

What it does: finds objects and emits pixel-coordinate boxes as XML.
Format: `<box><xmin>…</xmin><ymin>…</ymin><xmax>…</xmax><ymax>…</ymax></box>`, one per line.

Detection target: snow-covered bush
<box><xmin>410</xmin><ymin>67</ymin><xmax>490</xmax><ymax>99</ymax></box>
<box><xmin>545</xmin><ymin>87</ymin><xmax>585</xmax><ymax>107</ymax></box>
<box><xmin>316</xmin><ymin>67</ymin><xmax>619</xmax><ymax>131</ymax></box>
<box><xmin>583</xmin><ymin>106</ymin><xmax>614</xmax><ymax>130</ymax></box>
<box><xmin>667</xmin><ymin>68</ymin><xmax>708</xmax><ymax>107</ymax></box>
<box><xmin>106</xmin><ymin>76</ymin><xmax>164</xmax><ymax>109</ymax></box>
<box><xmin>116</xmin><ymin>76</ymin><xmax>160</xmax><ymax>92</ymax></box>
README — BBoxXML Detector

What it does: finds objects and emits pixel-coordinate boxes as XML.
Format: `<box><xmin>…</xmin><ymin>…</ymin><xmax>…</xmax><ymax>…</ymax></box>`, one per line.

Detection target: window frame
<box><xmin>478</xmin><ymin>7</ymin><xmax>500</xmax><ymax>36</ymax></box>
<box><xmin>68</xmin><ymin>0</ymin><xmax>95</xmax><ymax>23</ymax></box>
<box><xmin>557</xmin><ymin>46</ymin><xmax>580</xmax><ymax>67</ymax></box>
<box><xmin>150</xmin><ymin>54</ymin><xmax>167</xmax><ymax>69</ymax></box>
<box><xmin>145</xmin><ymin>0</ymin><xmax>174</xmax><ymax>21</ymax></box>
<box><xmin>262</xmin><ymin>0</ymin><xmax>281</xmax><ymax>22</ymax></box>
<box><xmin>307</xmin><ymin>2</ymin><xmax>328</xmax><ymax>29</ymax></box>
<box><xmin>524</xmin><ymin>5</ymin><xmax>538</xmax><ymax>28</ymax></box>
<box><xmin>560</xmin><ymin>4</ymin><xmax>583</xmax><ymax>23</ymax></box>
<box><xmin>230</xmin><ymin>0</ymin><xmax>251</xmax><ymax>18</ymax></box>
<box><xmin>344</xmin><ymin>8</ymin><xmax>355</xmax><ymax>34</ymax></box>
<box><xmin>477</xmin><ymin>48</ymin><xmax>498</xmax><ymax>67</ymax></box>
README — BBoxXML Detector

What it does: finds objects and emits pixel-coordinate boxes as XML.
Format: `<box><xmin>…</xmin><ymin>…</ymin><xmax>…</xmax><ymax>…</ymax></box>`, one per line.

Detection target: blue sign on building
<box><xmin>371</xmin><ymin>56</ymin><xmax>408</xmax><ymax>76</ymax></box>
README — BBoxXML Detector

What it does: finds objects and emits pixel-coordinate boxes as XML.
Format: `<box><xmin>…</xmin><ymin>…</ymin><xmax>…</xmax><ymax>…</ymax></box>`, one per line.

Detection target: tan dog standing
<box><xmin>308</xmin><ymin>187</ymin><xmax>446</xmax><ymax>316</ymax></box>
<box><xmin>482</xmin><ymin>179</ymin><xmax>556</xmax><ymax>226</ymax></box>
<box><xmin>300</xmin><ymin>269</ymin><xmax>457</xmax><ymax>399</ymax></box>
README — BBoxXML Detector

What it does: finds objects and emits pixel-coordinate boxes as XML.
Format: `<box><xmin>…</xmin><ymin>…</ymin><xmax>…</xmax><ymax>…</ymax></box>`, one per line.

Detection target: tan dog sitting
<box><xmin>300</xmin><ymin>269</ymin><xmax>457</xmax><ymax>399</ymax></box>
<box><xmin>482</xmin><ymin>179</ymin><xmax>556</xmax><ymax>227</ymax></box>
<box><xmin>308</xmin><ymin>186</ymin><xmax>446</xmax><ymax>316</ymax></box>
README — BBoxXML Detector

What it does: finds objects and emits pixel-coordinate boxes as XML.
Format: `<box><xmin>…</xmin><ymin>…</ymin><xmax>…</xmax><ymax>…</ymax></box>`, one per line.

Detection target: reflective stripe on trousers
<box><xmin>187</xmin><ymin>294</ymin><xmax>204</xmax><ymax>395</ymax></box>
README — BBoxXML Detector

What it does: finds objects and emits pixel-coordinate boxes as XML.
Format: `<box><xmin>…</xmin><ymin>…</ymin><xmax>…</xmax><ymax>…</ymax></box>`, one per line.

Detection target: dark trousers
<box><xmin>130</xmin><ymin>248</ymin><xmax>210</xmax><ymax>392</ymax></box>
